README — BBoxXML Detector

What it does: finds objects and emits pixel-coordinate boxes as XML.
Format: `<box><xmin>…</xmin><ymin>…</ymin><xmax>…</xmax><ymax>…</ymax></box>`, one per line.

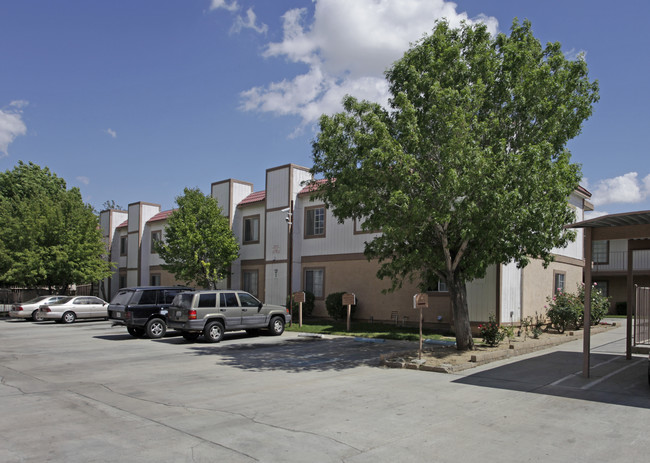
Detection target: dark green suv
<box><xmin>108</xmin><ymin>286</ymin><xmax>193</xmax><ymax>338</ymax></box>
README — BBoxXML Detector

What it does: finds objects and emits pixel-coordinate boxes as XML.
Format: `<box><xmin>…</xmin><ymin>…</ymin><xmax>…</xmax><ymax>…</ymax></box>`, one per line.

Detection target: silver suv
<box><xmin>167</xmin><ymin>290</ymin><xmax>291</xmax><ymax>342</ymax></box>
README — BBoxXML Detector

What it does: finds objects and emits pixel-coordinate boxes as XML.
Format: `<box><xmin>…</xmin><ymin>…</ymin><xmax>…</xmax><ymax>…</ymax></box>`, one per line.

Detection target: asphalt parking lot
<box><xmin>1</xmin><ymin>318</ymin><xmax>648</xmax><ymax>462</ymax></box>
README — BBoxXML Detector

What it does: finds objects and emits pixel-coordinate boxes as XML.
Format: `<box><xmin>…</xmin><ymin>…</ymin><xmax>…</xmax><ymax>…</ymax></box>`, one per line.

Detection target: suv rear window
<box><xmin>171</xmin><ymin>293</ymin><xmax>194</xmax><ymax>310</ymax></box>
<box><xmin>110</xmin><ymin>290</ymin><xmax>134</xmax><ymax>305</ymax></box>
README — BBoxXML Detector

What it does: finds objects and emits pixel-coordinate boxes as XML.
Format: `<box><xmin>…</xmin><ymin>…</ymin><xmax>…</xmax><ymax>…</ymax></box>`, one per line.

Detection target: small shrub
<box><xmin>576</xmin><ymin>282</ymin><xmax>611</xmax><ymax>325</ymax></box>
<box><xmin>478</xmin><ymin>315</ymin><xmax>505</xmax><ymax>347</ymax></box>
<box><xmin>501</xmin><ymin>324</ymin><xmax>515</xmax><ymax>346</ymax></box>
<box><xmin>546</xmin><ymin>290</ymin><xmax>581</xmax><ymax>333</ymax></box>
<box><xmin>286</xmin><ymin>291</ymin><xmax>315</xmax><ymax>318</ymax></box>
<box><xmin>532</xmin><ymin>312</ymin><xmax>545</xmax><ymax>339</ymax></box>
<box><xmin>521</xmin><ymin>316</ymin><xmax>532</xmax><ymax>340</ymax></box>
<box><xmin>325</xmin><ymin>292</ymin><xmax>358</xmax><ymax>320</ymax></box>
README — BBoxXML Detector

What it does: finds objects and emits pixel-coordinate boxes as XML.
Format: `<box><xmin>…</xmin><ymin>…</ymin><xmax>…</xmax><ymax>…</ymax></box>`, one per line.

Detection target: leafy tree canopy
<box><xmin>154</xmin><ymin>187</ymin><xmax>239</xmax><ymax>289</ymax></box>
<box><xmin>310</xmin><ymin>19</ymin><xmax>599</xmax><ymax>350</ymax></box>
<box><xmin>0</xmin><ymin>161</ymin><xmax>113</xmax><ymax>293</ymax></box>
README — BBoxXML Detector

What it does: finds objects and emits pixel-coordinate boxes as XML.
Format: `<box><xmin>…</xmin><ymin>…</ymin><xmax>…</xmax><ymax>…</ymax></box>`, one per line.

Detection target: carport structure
<box><xmin>570</xmin><ymin>210</ymin><xmax>650</xmax><ymax>377</ymax></box>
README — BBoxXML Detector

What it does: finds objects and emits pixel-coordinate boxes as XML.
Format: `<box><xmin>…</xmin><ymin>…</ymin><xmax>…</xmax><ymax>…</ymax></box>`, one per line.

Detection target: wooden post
<box><xmin>627</xmin><ymin>240</ymin><xmax>634</xmax><ymax>360</ymax></box>
<box><xmin>414</xmin><ymin>293</ymin><xmax>428</xmax><ymax>361</ymax></box>
<box><xmin>342</xmin><ymin>293</ymin><xmax>355</xmax><ymax>332</ymax></box>
<box><xmin>583</xmin><ymin>227</ymin><xmax>592</xmax><ymax>378</ymax></box>
<box><xmin>294</xmin><ymin>291</ymin><xmax>305</xmax><ymax>328</ymax></box>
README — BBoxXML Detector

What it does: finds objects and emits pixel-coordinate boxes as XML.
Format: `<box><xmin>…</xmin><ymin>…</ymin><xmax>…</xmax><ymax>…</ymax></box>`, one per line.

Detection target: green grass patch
<box><xmin>286</xmin><ymin>320</ymin><xmax>454</xmax><ymax>342</ymax></box>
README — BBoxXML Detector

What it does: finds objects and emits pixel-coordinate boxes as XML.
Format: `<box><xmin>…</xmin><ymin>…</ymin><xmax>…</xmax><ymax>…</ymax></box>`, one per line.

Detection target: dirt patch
<box><xmin>380</xmin><ymin>323</ymin><xmax>617</xmax><ymax>373</ymax></box>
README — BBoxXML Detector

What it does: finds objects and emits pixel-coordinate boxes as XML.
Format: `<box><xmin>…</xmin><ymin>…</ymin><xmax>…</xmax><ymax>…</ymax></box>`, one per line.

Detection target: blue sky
<box><xmin>1</xmin><ymin>0</ymin><xmax>648</xmax><ymax>218</ymax></box>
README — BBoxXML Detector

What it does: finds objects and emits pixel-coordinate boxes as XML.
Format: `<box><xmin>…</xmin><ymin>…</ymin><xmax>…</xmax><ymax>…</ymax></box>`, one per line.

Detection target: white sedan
<box><xmin>9</xmin><ymin>295</ymin><xmax>68</xmax><ymax>320</ymax></box>
<box><xmin>38</xmin><ymin>296</ymin><xmax>108</xmax><ymax>324</ymax></box>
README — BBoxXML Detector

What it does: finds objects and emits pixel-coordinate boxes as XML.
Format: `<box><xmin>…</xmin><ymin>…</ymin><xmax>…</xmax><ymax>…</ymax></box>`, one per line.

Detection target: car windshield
<box><xmin>171</xmin><ymin>293</ymin><xmax>194</xmax><ymax>310</ymax></box>
<box><xmin>110</xmin><ymin>290</ymin><xmax>134</xmax><ymax>306</ymax></box>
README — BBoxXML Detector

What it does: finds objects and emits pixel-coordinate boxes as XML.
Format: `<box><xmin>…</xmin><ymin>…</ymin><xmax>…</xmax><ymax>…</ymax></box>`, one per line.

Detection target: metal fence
<box><xmin>635</xmin><ymin>286</ymin><xmax>650</xmax><ymax>345</ymax></box>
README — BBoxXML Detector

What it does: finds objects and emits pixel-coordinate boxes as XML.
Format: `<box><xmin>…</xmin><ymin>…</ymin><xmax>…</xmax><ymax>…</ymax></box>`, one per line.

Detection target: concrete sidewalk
<box><xmin>1</xmin><ymin>319</ymin><xmax>648</xmax><ymax>462</ymax></box>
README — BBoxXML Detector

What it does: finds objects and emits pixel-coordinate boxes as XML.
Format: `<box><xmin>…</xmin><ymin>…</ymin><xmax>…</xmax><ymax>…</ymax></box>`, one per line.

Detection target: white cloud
<box><xmin>592</xmin><ymin>172</ymin><xmax>650</xmax><ymax>206</ymax></box>
<box><xmin>76</xmin><ymin>176</ymin><xmax>90</xmax><ymax>185</ymax></box>
<box><xmin>105</xmin><ymin>128</ymin><xmax>117</xmax><ymax>138</ymax></box>
<box><xmin>0</xmin><ymin>100</ymin><xmax>28</xmax><ymax>157</ymax></box>
<box><xmin>231</xmin><ymin>7</ymin><xmax>268</xmax><ymax>34</ymax></box>
<box><xmin>240</xmin><ymin>0</ymin><xmax>499</xmax><ymax>133</ymax></box>
<box><xmin>210</xmin><ymin>0</ymin><xmax>239</xmax><ymax>12</ymax></box>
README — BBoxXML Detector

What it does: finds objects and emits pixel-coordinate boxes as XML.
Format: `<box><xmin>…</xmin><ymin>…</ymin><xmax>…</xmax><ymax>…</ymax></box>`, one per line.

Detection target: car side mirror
<box><xmin>258</xmin><ymin>303</ymin><xmax>263</xmax><ymax>310</ymax></box>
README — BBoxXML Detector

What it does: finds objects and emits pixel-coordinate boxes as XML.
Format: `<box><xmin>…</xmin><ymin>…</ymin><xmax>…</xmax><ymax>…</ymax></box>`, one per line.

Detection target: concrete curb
<box><xmin>380</xmin><ymin>323</ymin><xmax>617</xmax><ymax>373</ymax></box>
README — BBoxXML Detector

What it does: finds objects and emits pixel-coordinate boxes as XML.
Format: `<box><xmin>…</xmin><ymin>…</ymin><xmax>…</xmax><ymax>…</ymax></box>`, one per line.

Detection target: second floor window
<box><xmin>243</xmin><ymin>216</ymin><xmax>260</xmax><ymax>243</ymax></box>
<box><xmin>305</xmin><ymin>206</ymin><xmax>325</xmax><ymax>238</ymax></box>
<box><xmin>592</xmin><ymin>240</ymin><xmax>609</xmax><ymax>264</ymax></box>
<box><xmin>151</xmin><ymin>230</ymin><xmax>162</xmax><ymax>252</ymax></box>
<box><xmin>120</xmin><ymin>236</ymin><xmax>127</xmax><ymax>256</ymax></box>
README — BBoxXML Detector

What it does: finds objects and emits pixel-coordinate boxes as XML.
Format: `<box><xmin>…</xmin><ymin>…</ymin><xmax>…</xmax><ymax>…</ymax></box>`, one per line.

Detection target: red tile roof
<box><xmin>299</xmin><ymin>178</ymin><xmax>333</xmax><ymax>195</ymax></box>
<box><xmin>116</xmin><ymin>220</ymin><xmax>128</xmax><ymax>228</ymax></box>
<box><xmin>239</xmin><ymin>191</ymin><xmax>266</xmax><ymax>206</ymax></box>
<box><xmin>577</xmin><ymin>185</ymin><xmax>592</xmax><ymax>198</ymax></box>
<box><xmin>148</xmin><ymin>209</ymin><xmax>176</xmax><ymax>223</ymax></box>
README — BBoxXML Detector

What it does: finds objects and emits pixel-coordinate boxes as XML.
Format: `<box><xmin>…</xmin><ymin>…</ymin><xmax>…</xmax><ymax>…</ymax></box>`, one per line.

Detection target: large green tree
<box><xmin>310</xmin><ymin>19</ymin><xmax>599</xmax><ymax>350</ymax></box>
<box><xmin>0</xmin><ymin>161</ymin><xmax>113</xmax><ymax>293</ymax></box>
<box><xmin>154</xmin><ymin>187</ymin><xmax>239</xmax><ymax>289</ymax></box>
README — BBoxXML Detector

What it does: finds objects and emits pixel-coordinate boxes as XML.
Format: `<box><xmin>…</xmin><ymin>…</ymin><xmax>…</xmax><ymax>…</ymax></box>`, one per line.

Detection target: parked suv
<box><xmin>167</xmin><ymin>290</ymin><xmax>291</xmax><ymax>342</ymax></box>
<box><xmin>108</xmin><ymin>286</ymin><xmax>193</xmax><ymax>338</ymax></box>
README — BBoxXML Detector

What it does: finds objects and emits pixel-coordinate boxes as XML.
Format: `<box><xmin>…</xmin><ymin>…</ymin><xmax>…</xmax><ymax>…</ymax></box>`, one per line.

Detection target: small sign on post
<box><xmin>342</xmin><ymin>293</ymin><xmax>356</xmax><ymax>332</ymax></box>
<box><xmin>413</xmin><ymin>293</ymin><xmax>428</xmax><ymax>359</ymax></box>
<box><xmin>294</xmin><ymin>292</ymin><xmax>305</xmax><ymax>327</ymax></box>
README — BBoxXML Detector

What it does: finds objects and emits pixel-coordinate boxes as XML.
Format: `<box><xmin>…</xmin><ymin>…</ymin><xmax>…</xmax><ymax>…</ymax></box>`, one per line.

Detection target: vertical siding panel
<box><xmin>501</xmin><ymin>261</ymin><xmax>521</xmax><ymax>324</ymax></box>
<box><xmin>467</xmin><ymin>266</ymin><xmax>497</xmax><ymax>322</ymax></box>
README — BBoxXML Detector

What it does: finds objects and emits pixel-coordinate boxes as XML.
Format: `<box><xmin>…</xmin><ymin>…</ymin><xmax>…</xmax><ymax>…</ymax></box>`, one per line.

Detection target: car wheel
<box><xmin>62</xmin><ymin>311</ymin><xmax>76</xmax><ymax>324</ymax></box>
<box><xmin>31</xmin><ymin>310</ymin><xmax>43</xmax><ymax>321</ymax></box>
<box><xmin>145</xmin><ymin>318</ymin><xmax>167</xmax><ymax>339</ymax></box>
<box><xmin>203</xmin><ymin>321</ymin><xmax>224</xmax><ymax>343</ymax></box>
<box><xmin>269</xmin><ymin>316</ymin><xmax>285</xmax><ymax>336</ymax></box>
<box><xmin>127</xmin><ymin>327</ymin><xmax>146</xmax><ymax>338</ymax></box>
<box><xmin>181</xmin><ymin>332</ymin><xmax>200</xmax><ymax>342</ymax></box>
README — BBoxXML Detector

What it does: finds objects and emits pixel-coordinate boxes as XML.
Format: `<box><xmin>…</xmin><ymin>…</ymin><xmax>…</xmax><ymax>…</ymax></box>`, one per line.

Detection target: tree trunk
<box><xmin>447</xmin><ymin>276</ymin><xmax>475</xmax><ymax>351</ymax></box>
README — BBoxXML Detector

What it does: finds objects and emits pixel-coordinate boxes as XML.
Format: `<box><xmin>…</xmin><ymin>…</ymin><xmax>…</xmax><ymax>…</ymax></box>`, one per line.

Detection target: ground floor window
<box><xmin>305</xmin><ymin>268</ymin><xmax>324</xmax><ymax>298</ymax></box>
<box><xmin>119</xmin><ymin>275</ymin><xmax>127</xmax><ymax>289</ymax></box>
<box><xmin>242</xmin><ymin>270</ymin><xmax>258</xmax><ymax>297</ymax></box>
<box><xmin>554</xmin><ymin>271</ymin><xmax>566</xmax><ymax>294</ymax></box>
<box><xmin>593</xmin><ymin>280</ymin><xmax>608</xmax><ymax>297</ymax></box>
<box><xmin>150</xmin><ymin>274</ymin><xmax>161</xmax><ymax>286</ymax></box>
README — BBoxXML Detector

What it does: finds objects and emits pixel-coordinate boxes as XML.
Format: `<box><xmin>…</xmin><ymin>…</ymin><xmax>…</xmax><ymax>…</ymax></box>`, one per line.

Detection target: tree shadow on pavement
<box><xmin>454</xmin><ymin>351</ymin><xmax>650</xmax><ymax>409</ymax></box>
<box><xmin>183</xmin><ymin>337</ymin><xmax>397</xmax><ymax>372</ymax></box>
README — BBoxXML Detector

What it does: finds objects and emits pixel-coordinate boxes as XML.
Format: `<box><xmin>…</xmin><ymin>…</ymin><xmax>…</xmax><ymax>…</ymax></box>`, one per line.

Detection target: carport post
<box><xmin>626</xmin><ymin>240</ymin><xmax>634</xmax><ymax>360</ymax></box>
<box><xmin>583</xmin><ymin>227</ymin><xmax>592</xmax><ymax>378</ymax></box>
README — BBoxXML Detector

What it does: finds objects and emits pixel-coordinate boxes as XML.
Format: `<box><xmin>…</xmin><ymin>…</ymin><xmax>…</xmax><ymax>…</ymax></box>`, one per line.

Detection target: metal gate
<box><xmin>635</xmin><ymin>286</ymin><xmax>650</xmax><ymax>345</ymax></box>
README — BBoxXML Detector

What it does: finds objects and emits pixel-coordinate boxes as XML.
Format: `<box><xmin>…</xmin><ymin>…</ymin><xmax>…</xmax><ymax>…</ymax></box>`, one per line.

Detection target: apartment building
<box><xmin>99</xmin><ymin>163</ymin><xmax>592</xmax><ymax>330</ymax></box>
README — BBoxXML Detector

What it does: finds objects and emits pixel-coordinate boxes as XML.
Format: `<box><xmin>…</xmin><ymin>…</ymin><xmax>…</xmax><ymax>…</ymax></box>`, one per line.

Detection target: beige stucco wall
<box><xmin>302</xmin><ymin>258</ymin><xmax>452</xmax><ymax>329</ymax></box>
<box><xmin>521</xmin><ymin>257</ymin><xmax>583</xmax><ymax>321</ymax></box>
